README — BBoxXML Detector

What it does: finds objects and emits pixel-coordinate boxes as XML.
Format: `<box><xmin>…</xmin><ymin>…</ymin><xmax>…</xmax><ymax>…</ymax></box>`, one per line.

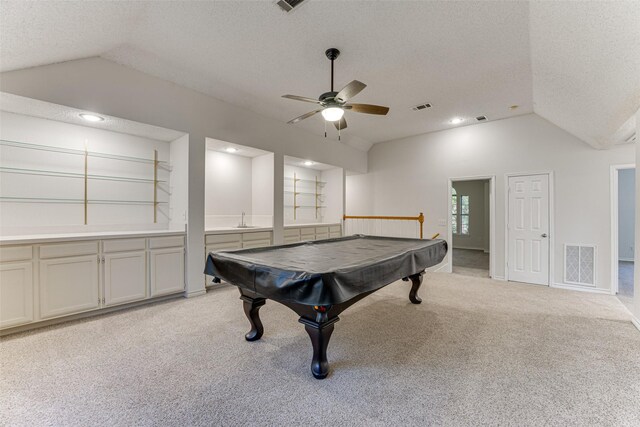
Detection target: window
<box><xmin>451</xmin><ymin>188</ymin><xmax>469</xmax><ymax>235</ymax></box>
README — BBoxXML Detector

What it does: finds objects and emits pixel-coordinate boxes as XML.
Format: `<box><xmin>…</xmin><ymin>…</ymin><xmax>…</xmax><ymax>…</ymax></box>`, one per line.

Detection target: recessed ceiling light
<box><xmin>225</xmin><ymin>147</ymin><xmax>238</xmax><ymax>153</ymax></box>
<box><xmin>304</xmin><ymin>160</ymin><xmax>314</xmax><ymax>166</ymax></box>
<box><xmin>79</xmin><ymin>113</ymin><xmax>104</xmax><ymax>122</ymax></box>
<box><xmin>449</xmin><ymin>117</ymin><xmax>464</xmax><ymax>125</ymax></box>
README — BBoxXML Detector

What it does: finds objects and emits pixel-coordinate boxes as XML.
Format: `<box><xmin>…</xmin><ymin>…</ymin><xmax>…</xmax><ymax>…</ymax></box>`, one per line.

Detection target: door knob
<box><xmin>541</xmin><ymin>233</ymin><xmax>548</xmax><ymax>238</ymax></box>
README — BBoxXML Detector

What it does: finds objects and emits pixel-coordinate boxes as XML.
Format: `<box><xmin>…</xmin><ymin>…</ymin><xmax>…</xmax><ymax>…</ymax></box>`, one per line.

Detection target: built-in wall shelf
<box><xmin>0</xmin><ymin>139</ymin><xmax>171</xmax><ymax>167</ymax></box>
<box><xmin>0</xmin><ymin>139</ymin><xmax>170</xmax><ymax>224</ymax></box>
<box><xmin>284</xmin><ymin>173</ymin><xmax>326</xmax><ymax>220</ymax></box>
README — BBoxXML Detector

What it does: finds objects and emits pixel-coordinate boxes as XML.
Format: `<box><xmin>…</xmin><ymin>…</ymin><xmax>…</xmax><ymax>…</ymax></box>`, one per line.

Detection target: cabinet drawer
<box><xmin>300</xmin><ymin>227</ymin><xmax>315</xmax><ymax>236</ymax></box>
<box><xmin>329</xmin><ymin>225</ymin><xmax>341</xmax><ymax>233</ymax></box>
<box><xmin>329</xmin><ymin>232</ymin><xmax>342</xmax><ymax>238</ymax></box>
<box><xmin>0</xmin><ymin>245</ymin><xmax>33</xmax><ymax>262</ymax></box>
<box><xmin>315</xmin><ymin>233</ymin><xmax>329</xmax><ymax>240</ymax></box>
<box><xmin>315</xmin><ymin>226</ymin><xmax>329</xmax><ymax>234</ymax></box>
<box><xmin>206</xmin><ymin>233</ymin><xmax>242</xmax><ymax>245</ymax></box>
<box><xmin>206</xmin><ymin>242</ymin><xmax>242</xmax><ymax>254</ymax></box>
<box><xmin>40</xmin><ymin>241</ymin><xmax>98</xmax><ymax>259</ymax></box>
<box><xmin>284</xmin><ymin>228</ymin><xmax>300</xmax><ymax>238</ymax></box>
<box><xmin>102</xmin><ymin>238</ymin><xmax>146</xmax><ymax>253</ymax></box>
<box><xmin>242</xmin><ymin>239</ymin><xmax>271</xmax><ymax>249</ymax></box>
<box><xmin>148</xmin><ymin>236</ymin><xmax>184</xmax><ymax>249</ymax></box>
<box><xmin>242</xmin><ymin>231</ymin><xmax>272</xmax><ymax>242</ymax></box>
<box><xmin>284</xmin><ymin>236</ymin><xmax>301</xmax><ymax>244</ymax></box>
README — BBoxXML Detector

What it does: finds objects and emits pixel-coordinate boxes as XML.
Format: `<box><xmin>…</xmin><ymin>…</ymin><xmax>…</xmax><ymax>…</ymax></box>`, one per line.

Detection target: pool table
<box><xmin>204</xmin><ymin>234</ymin><xmax>448</xmax><ymax>379</ymax></box>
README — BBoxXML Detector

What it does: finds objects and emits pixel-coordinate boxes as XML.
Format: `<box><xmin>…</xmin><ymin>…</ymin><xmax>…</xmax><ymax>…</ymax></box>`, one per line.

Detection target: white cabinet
<box><xmin>39</xmin><ymin>254</ymin><xmax>100</xmax><ymax>319</ymax></box>
<box><xmin>103</xmin><ymin>252</ymin><xmax>146</xmax><ymax>306</ymax></box>
<box><xmin>283</xmin><ymin>224</ymin><xmax>342</xmax><ymax>242</ymax></box>
<box><xmin>150</xmin><ymin>247</ymin><xmax>185</xmax><ymax>297</ymax></box>
<box><xmin>102</xmin><ymin>238</ymin><xmax>147</xmax><ymax>307</ymax></box>
<box><xmin>148</xmin><ymin>235</ymin><xmax>185</xmax><ymax>297</ymax></box>
<box><xmin>284</xmin><ymin>228</ymin><xmax>301</xmax><ymax>244</ymax></box>
<box><xmin>241</xmin><ymin>231</ymin><xmax>272</xmax><ymax>249</ymax></box>
<box><xmin>205</xmin><ymin>233</ymin><xmax>242</xmax><ymax>254</ymax></box>
<box><xmin>0</xmin><ymin>233</ymin><xmax>186</xmax><ymax>332</ymax></box>
<box><xmin>0</xmin><ymin>261</ymin><xmax>33</xmax><ymax>328</ymax></box>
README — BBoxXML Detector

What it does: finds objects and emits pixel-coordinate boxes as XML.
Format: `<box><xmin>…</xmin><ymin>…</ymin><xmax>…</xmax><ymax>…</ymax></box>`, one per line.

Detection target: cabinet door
<box><xmin>39</xmin><ymin>255</ymin><xmax>99</xmax><ymax>319</ymax></box>
<box><xmin>0</xmin><ymin>261</ymin><xmax>34</xmax><ymax>328</ymax></box>
<box><xmin>150</xmin><ymin>248</ymin><xmax>185</xmax><ymax>297</ymax></box>
<box><xmin>104</xmin><ymin>251</ymin><xmax>146</xmax><ymax>306</ymax></box>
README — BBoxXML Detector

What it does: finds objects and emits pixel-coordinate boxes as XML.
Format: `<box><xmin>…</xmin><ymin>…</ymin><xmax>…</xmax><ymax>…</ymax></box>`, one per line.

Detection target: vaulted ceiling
<box><xmin>1</xmin><ymin>1</ymin><xmax>638</xmax><ymax>151</ymax></box>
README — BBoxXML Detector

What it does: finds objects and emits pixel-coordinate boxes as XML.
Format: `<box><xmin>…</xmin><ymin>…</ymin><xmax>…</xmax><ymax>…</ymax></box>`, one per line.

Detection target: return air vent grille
<box><xmin>276</xmin><ymin>0</ymin><xmax>305</xmax><ymax>12</ymax></box>
<box><xmin>411</xmin><ymin>103</ymin><xmax>432</xmax><ymax>111</ymax></box>
<box><xmin>564</xmin><ymin>244</ymin><xmax>596</xmax><ymax>286</ymax></box>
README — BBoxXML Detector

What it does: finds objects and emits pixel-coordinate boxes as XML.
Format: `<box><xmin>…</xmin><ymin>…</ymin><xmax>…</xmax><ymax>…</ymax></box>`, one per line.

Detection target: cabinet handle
<box><xmin>101</xmin><ymin>257</ymin><xmax>105</xmax><ymax>263</ymax></box>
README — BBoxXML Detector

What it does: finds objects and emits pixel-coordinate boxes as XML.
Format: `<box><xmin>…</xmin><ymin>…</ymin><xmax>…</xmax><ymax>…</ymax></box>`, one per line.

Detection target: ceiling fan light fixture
<box><xmin>321</xmin><ymin>107</ymin><xmax>344</xmax><ymax>122</ymax></box>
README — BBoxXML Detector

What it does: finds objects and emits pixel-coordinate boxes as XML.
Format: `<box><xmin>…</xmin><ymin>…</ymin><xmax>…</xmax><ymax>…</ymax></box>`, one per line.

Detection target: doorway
<box><xmin>448</xmin><ymin>177</ymin><xmax>495</xmax><ymax>278</ymax></box>
<box><xmin>506</xmin><ymin>173</ymin><xmax>552</xmax><ymax>285</ymax></box>
<box><xmin>611</xmin><ymin>165</ymin><xmax>635</xmax><ymax>310</ymax></box>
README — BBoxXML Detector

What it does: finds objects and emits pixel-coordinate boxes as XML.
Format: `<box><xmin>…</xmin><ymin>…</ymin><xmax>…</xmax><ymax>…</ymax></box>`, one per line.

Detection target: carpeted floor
<box><xmin>2</xmin><ymin>273</ymin><xmax>640</xmax><ymax>426</ymax></box>
<box><xmin>452</xmin><ymin>248</ymin><xmax>490</xmax><ymax>278</ymax></box>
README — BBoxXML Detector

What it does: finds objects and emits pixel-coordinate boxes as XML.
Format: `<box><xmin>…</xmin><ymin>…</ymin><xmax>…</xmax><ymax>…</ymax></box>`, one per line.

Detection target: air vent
<box><xmin>276</xmin><ymin>0</ymin><xmax>305</xmax><ymax>12</ymax></box>
<box><xmin>564</xmin><ymin>244</ymin><xmax>596</xmax><ymax>286</ymax></box>
<box><xmin>411</xmin><ymin>103</ymin><xmax>432</xmax><ymax>111</ymax></box>
<box><xmin>476</xmin><ymin>115</ymin><xmax>487</xmax><ymax>121</ymax></box>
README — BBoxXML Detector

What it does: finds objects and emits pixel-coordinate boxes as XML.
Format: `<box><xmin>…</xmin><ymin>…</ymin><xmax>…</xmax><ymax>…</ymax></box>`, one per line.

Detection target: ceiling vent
<box><xmin>411</xmin><ymin>103</ymin><xmax>432</xmax><ymax>111</ymax></box>
<box><xmin>476</xmin><ymin>115</ymin><xmax>487</xmax><ymax>121</ymax></box>
<box><xmin>276</xmin><ymin>0</ymin><xmax>306</xmax><ymax>12</ymax></box>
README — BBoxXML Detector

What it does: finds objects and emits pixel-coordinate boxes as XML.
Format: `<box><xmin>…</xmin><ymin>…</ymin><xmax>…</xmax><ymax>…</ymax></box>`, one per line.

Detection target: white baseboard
<box><xmin>452</xmin><ymin>246</ymin><xmax>485</xmax><ymax>251</ymax></box>
<box><xmin>428</xmin><ymin>262</ymin><xmax>449</xmax><ymax>273</ymax></box>
<box><xmin>186</xmin><ymin>289</ymin><xmax>207</xmax><ymax>298</ymax></box>
<box><xmin>551</xmin><ymin>282</ymin><xmax>612</xmax><ymax>294</ymax></box>
<box><xmin>632</xmin><ymin>316</ymin><xmax>640</xmax><ymax>333</ymax></box>
<box><xmin>492</xmin><ymin>275</ymin><xmax>506</xmax><ymax>281</ymax></box>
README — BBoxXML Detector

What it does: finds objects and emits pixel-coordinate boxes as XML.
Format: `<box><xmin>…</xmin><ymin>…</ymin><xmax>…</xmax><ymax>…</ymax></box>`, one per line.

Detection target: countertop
<box><xmin>0</xmin><ymin>229</ymin><xmax>186</xmax><ymax>245</ymax></box>
<box><xmin>205</xmin><ymin>226</ymin><xmax>273</xmax><ymax>235</ymax></box>
<box><xmin>284</xmin><ymin>223</ymin><xmax>341</xmax><ymax>228</ymax></box>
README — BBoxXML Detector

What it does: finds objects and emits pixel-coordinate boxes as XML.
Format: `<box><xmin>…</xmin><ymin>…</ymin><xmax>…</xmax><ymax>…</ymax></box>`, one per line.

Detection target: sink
<box><xmin>235</xmin><ymin>225</ymin><xmax>260</xmax><ymax>229</ymax></box>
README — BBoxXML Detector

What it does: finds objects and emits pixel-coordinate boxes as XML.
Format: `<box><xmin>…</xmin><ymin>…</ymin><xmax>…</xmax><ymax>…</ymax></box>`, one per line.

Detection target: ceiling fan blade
<box><xmin>333</xmin><ymin>117</ymin><xmax>347</xmax><ymax>130</ymax></box>
<box><xmin>335</xmin><ymin>80</ymin><xmax>366</xmax><ymax>103</ymax></box>
<box><xmin>282</xmin><ymin>94</ymin><xmax>322</xmax><ymax>104</ymax></box>
<box><xmin>345</xmin><ymin>103</ymin><xmax>390</xmax><ymax>115</ymax></box>
<box><xmin>287</xmin><ymin>109</ymin><xmax>322</xmax><ymax>124</ymax></box>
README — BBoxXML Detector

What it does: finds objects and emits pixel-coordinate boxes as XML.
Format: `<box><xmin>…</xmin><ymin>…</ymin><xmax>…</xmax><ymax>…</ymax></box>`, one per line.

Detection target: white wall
<box><xmin>0</xmin><ymin>57</ymin><xmax>368</xmax><ymax>296</ymax></box>
<box><xmin>205</xmin><ymin>150</ymin><xmax>252</xmax><ymax>218</ymax></box>
<box><xmin>619</xmin><ymin>168</ymin><xmax>636</xmax><ymax>261</ymax></box>
<box><xmin>321</xmin><ymin>167</ymin><xmax>344</xmax><ymax>224</ymax></box>
<box><xmin>0</xmin><ymin>111</ymin><xmax>175</xmax><ymax>233</ymax></box>
<box><xmin>633</xmin><ymin>107</ymin><xmax>640</xmax><ymax>324</ymax></box>
<box><xmin>350</xmin><ymin>113</ymin><xmax>634</xmax><ymax>291</ymax></box>
<box><xmin>452</xmin><ymin>180</ymin><xmax>487</xmax><ymax>250</ymax></box>
<box><xmin>251</xmin><ymin>153</ymin><xmax>274</xmax><ymax>227</ymax></box>
<box><xmin>169</xmin><ymin>134</ymin><xmax>189</xmax><ymax>231</ymax></box>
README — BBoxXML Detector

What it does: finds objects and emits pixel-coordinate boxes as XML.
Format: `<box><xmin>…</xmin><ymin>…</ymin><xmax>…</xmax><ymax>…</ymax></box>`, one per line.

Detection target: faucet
<box><xmin>239</xmin><ymin>211</ymin><xmax>246</xmax><ymax>227</ymax></box>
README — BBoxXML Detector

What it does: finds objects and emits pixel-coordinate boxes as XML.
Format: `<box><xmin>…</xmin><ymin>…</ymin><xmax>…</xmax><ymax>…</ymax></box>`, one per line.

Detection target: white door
<box><xmin>508</xmin><ymin>174</ymin><xmax>550</xmax><ymax>285</ymax></box>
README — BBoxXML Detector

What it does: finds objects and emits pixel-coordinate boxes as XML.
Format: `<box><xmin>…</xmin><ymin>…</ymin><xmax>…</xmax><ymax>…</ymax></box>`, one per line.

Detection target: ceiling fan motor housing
<box><xmin>325</xmin><ymin>48</ymin><xmax>340</xmax><ymax>60</ymax></box>
<box><xmin>319</xmin><ymin>91</ymin><xmax>339</xmax><ymax>104</ymax></box>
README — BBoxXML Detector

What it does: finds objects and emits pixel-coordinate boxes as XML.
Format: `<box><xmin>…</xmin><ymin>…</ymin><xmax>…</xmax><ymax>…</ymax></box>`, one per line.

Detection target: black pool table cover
<box><xmin>204</xmin><ymin>235</ymin><xmax>448</xmax><ymax>306</ymax></box>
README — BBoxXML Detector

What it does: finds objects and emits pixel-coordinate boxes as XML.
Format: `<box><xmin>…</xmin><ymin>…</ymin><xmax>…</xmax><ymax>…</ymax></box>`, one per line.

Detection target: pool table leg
<box><xmin>299</xmin><ymin>308</ymin><xmax>339</xmax><ymax>380</ymax></box>
<box><xmin>240</xmin><ymin>294</ymin><xmax>266</xmax><ymax>341</ymax></box>
<box><xmin>408</xmin><ymin>272</ymin><xmax>424</xmax><ymax>304</ymax></box>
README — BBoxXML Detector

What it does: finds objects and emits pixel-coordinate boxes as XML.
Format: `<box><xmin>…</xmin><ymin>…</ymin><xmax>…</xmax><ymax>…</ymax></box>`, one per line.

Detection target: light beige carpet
<box><xmin>1</xmin><ymin>273</ymin><xmax>639</xmax><ymax>426</ymax></box>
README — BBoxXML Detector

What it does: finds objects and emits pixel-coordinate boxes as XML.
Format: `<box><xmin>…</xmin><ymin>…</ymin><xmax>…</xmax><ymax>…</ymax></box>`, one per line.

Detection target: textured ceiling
<box><xmin>1</xmin><ymin>1</ymin><xmax>638</xmax><ymax>151</ymax></box>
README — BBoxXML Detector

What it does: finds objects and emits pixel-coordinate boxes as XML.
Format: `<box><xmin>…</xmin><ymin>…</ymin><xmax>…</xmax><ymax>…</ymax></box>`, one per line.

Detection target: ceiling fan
<box><xmin>282</xmin><ymin>48</ymin><xmax>389</xmax><ymax>138</ymax></box>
